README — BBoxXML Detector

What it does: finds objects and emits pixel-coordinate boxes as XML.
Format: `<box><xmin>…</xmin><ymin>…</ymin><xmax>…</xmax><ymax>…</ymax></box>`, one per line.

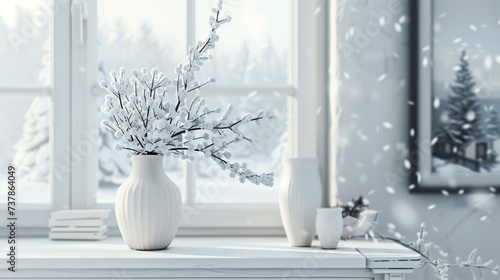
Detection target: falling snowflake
<box><xmin>423</xmin><ymin>57</ymin><xmax>429</xmax><ymax>67</ymax></box>
<box><xmin>441</xmin><ymin>190</ymin><xmax>449</xmax><ymax>196</ymax></box>
<box><xmin>404</xmin><ymin>159</ymin><xmax>411</xmax><ymax>169</ymax></box>
<box><xmin>379</xmin><ymin>16</ymin><xmax>386</xmax><ymax>26</ymax></box>
<box><xmin>453</xmin><ymin>37</ymin><xmax>462</xmax><ymax>43</ymax></box>
<box><xmin>484</xmin><ymin>56</ymin><xmax>493</xmax><ymax>70</ymax></box>
<box><xmin>427</xmin><ymin>204</ymin><xmax>436</xmax><ymax>210</ymax></box>
<box><xmin>377</xmin><ymin>74</ymin><xmax>387</xmax><ymax>82</ymax></box>
<box><xmin>409</xmin><ymin>184</ymin><xmax>415</xmax><ymax>190</ymax></box>
<box><xmin>383</xmin><ymin>122</ymin><xmax>393</xmax><ymax>129</ymax></box>
<box><xmin>410</xmin><ymin>128</ymin><xmax>415</xmax><ymax>136</ymax></box>
<box><xmin>438</xmin><ymin>250</ymin><xmax>449</xmax><ymax>257</ymax></box>
<box><xmin>383</xmin><ymin>145</ymin><xmax>390</xmax><ymax>151</ymax></box>
<box><xmin>357</xmin><ymin>130</ymin><xmax>368</xmax><ymax>141</ymax></box>
<box><xmin>433</xmin><ymin>97</ymin><xmax>440</xmax><ymax>108</ymax></box>
<box><xmin>480</xmin><ymin>216</ymin><xmax>488</xmax><ymax>222</ymax></box>
<box><xmin>248</xmin><ymin>91</ymin><xmax>258</xmax><ymax>98</ymax></box>
<box><xmin>422</xmin><ymin>45</ymin><xmax>430</xmax><ymax>52</ymax></box>
<box><xmin>465</xmin><ymin>110</ymin><xmax>475</xmax><ymax>121</ymax></box>
<box><xmin>394</xmin><ymin>23</ymin><xmax>402</xmax><ymax>32</ymax></box>
<box><xmin>469</xmin><ymin>24</ymin><xmax>477</xmax><ymax>31</ymax></box>
<box><xmin>314</xmin><ymin>6</ymin><xmax>321</xmax><ymax>15</ymax></box>
<box><xmin>386</xmin><ymin>186</ymin><xmax>395</xmax><ymax>194</ymax></box>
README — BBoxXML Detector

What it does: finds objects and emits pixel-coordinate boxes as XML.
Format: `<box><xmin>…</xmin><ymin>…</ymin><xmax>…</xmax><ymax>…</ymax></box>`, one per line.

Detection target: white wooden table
<box><xmin>1</xmin><ymin>237</ymin><xmax>421</xmax><ymax>279</ymax></box>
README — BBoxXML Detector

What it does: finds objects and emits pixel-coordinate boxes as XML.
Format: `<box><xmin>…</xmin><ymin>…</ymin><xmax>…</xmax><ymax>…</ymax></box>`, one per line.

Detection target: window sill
<box><xmin>4</xmin><ymin>204</ymin><xmax>284</xmax><ymax>236</ymax></box>
<box><xmin>1</xmin><ymin>237</ymin><xmax>422</xmax><ymax>279</ymax></box>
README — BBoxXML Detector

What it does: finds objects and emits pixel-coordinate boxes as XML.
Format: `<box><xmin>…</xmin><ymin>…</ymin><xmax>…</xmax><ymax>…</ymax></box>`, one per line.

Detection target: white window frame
<box><xmin>0</xmin><ymin>0</ymin><xmax>72</xmax><ymax>235</ymax></box>
<box><xmin>3</xmin><ymin>0</ymin><xmax>327</xmax><ymax>236</ymax></box>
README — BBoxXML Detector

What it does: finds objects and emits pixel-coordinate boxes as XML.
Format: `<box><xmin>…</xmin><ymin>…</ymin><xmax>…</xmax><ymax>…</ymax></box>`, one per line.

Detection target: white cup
<box><xmin>316</xmin><ymin>208</ymin><xmax>343</xmax><ymax>249</ymax></box>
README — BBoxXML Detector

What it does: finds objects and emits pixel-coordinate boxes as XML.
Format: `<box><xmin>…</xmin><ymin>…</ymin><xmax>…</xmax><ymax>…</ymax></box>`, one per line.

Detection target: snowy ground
<box><xmin>433</xmin><ymin>157</ymin><xmax>500</xmax><ymax>173</ymax></box>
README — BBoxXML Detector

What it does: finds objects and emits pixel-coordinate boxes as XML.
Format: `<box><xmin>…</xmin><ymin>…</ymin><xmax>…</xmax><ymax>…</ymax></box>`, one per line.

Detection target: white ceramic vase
<box><xmin>279</xmin><ymin>157</ymin><xmax>322</xmax><ymax>247</ymax></box>
<box><xmin>316</xmin><ymin>208</ymin><xmax>343</xmax><ymax>249</ymax></box>
<box><xmin>115</xmin><ymin>155</ymin><xmax>182</xmax><ymax>250</ymax></box>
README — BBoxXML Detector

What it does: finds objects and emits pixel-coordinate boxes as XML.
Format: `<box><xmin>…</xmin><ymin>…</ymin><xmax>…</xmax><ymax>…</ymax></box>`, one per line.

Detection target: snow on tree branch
<box><xmin>99</xmin><ymin>0</ymin><xmax>275</xmax><ymax>187</ymax></box>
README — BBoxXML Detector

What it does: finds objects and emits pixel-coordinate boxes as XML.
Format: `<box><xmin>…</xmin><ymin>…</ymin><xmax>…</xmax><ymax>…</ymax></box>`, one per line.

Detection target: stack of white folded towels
<box><xmin>48</xmin><ymin>209</ymin><xmax>111</xmax><ymax>240</ymax></box>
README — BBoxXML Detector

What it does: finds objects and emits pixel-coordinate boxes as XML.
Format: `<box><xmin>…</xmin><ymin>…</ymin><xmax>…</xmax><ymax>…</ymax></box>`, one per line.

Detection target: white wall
<box><xmin>335</xmin><ymin>0</ymin><xmax>500</xmax><ymax>279</ymax></box>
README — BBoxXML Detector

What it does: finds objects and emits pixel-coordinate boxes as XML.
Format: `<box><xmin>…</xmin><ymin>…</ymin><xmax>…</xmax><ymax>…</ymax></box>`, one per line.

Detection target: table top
<box><xmin>5</xmin><ymin>237</ymin><xmax>421</xmax><ymax>270</ymax></box>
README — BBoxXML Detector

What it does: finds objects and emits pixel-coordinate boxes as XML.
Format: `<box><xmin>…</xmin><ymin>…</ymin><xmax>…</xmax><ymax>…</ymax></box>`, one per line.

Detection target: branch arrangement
<box><xmin>370</xmin><ymin>223</ymin><xmax>499</xmax><ymax>279</ymax></box>
<box><xmin>99</xmin><ymin>0</ymin><xmax>274</xmax><ymax>187</ymax></box>
<box><xmin>407</xmin><ymin>223</ymin><xmax>499</xmax><ymax>280</ymax></box>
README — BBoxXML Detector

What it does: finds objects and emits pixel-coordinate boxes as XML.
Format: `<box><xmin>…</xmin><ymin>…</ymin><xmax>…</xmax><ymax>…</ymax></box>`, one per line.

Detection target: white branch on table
<box><xmin>369</xmin><ymin>223</ymin><xmax>499</xmax><ymax>280</ymax></box>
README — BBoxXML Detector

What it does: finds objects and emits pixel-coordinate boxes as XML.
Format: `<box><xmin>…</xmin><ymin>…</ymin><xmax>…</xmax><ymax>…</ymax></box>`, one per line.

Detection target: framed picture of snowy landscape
<box><xmin>410</xmin><ymin>0</ymin><xmax>500</xmax><ymax>193</ymax></box>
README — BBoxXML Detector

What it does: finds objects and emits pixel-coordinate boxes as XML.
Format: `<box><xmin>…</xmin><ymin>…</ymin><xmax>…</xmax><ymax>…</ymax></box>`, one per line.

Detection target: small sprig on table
<box><xmin>407</xmin><ymin>223</ymin><xmax>499</xmax><ymax>280</ymax></box>
<box><xmin>99</xmin><ymin>0</ymin><xmax>275</xmax><ymax>187</ymax></box>
<box><xmin>339</xmin><ymin>196</ymin><xmax>370</xmax><ymax>218</ymax></box>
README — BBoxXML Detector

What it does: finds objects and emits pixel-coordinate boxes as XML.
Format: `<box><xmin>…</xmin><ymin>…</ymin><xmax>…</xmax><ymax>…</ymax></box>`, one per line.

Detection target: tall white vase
<box><xmin>115</xmin><ymin>155</ymin><xmax>182</xmax><ymax>250</ymax></box>
<box><xmin>279</xmin><ymin>157</ymin><xmax>322</xmax><ymax>247</ymax></box>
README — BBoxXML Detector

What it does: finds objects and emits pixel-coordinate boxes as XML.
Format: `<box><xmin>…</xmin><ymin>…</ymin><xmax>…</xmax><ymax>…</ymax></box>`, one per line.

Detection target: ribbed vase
<box><xmin>115</xmin><ymin>155</ymin><xmax>182</xmax><ymax>250</ymax></box>
<box><xmin>279</xmin><ymin>157</ymin><xmax>322</xmax><ymax>247</ymax></box>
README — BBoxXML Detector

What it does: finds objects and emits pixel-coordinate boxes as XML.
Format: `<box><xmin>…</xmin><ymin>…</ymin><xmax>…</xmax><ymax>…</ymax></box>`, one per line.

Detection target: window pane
<box><xmin>97</xmin><ymin>0</ymin><xmax>185</xmax><ymax>77</ymax></box>
<box><xmin>96</xmin><ymin>0</ymin><xmax>186</xmax><ymax>203</ymax></box>
<box><xmin>195</xmin><ymin>0</ymin><xmax>290</xmax><ymax>85</ymax></box>
<box><xmin>0</xmin><ymin>0</ymin><xmax>51</xmax><ymax>86</ymax></box>
<box><xmin>0</xmin><ymin>96</ymin><xmax>51</xmax><ymax>204</ymax></box>
<box><xmin>194</xmin><ymin>91</ymin><xmax>288</xmax><ymax>203</ymax></box>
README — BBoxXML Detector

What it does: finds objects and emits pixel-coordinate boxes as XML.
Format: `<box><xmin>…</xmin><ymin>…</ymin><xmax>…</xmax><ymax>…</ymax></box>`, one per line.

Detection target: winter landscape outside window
<box><xmin>0</xmin><ymin>0</ymin><xmax>320</xmax><ymax>232</ymax></box>
<box><xmin>0</xmin><ymin>0</ymin><xmax>52</xmax><ymax>204</ymax></box>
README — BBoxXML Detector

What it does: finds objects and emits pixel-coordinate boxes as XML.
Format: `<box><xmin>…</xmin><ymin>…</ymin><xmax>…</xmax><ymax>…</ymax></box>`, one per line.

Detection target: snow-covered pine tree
<box><xmin>12</xmin><ymin>33</ymin><xmax>52</xmax><ymax>183</ymax></box>
<box><xmin>13</xmin><ymin>97</ymin><xmax>51</xmax><ymax>182</ymax></box>
<box><xmin>444</xmin><ymin>50</ymin><xmax>483</xmax><ymax>146</ymax></box>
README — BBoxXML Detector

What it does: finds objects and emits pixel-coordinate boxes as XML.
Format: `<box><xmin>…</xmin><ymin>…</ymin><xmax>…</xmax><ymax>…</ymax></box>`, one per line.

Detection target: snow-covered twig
<box><xmin>370</xmin><ymin>223</ymin><xmax>499</xmax><ymax>280</ymax></box>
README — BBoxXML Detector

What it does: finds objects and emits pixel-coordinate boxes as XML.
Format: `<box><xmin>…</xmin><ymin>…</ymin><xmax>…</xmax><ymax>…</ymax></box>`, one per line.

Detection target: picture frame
<box><xmin>409</xmin><ymin>0</ymin><xmax>500</xmax><ymax>194</ymax></box>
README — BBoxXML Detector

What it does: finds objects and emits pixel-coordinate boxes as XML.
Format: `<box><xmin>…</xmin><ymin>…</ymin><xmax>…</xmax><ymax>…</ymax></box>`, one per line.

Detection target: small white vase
<box><xmin>115</xmin><ymin>155</ymin><xmax>182</xmax><ymax>250</ymax></box>
<box><xmin>279</xmin><ymin>157</ymin><xmax>322</xmax><ymax>247</ymax></box>
<box><xmin>316</xmin><ymin>208</ymin><xmax>343</xmax><ymax>249</ymax></box>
